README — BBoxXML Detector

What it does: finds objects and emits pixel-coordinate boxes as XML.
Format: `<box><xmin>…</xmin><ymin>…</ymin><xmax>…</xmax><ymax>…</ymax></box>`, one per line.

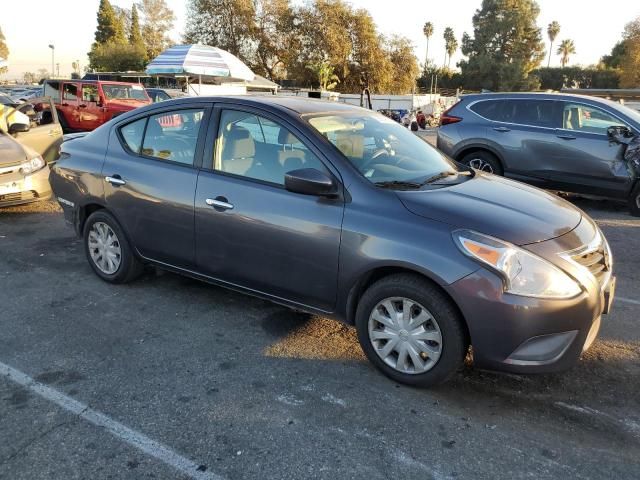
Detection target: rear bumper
<box><xmin>445</xmin><ymin>269</ymin><xmax>613</xmax><ymax>374</ymax></box>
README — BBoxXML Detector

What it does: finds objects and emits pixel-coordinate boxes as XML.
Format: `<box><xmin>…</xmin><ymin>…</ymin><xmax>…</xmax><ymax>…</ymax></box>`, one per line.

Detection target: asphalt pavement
<box><xmin>0</xmin><ymin>197</ymin><xmax>639</xmax><ymax>480</ymax></box>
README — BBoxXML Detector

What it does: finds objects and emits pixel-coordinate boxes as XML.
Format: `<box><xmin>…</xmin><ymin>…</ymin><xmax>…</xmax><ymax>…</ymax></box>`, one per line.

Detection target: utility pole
<box><xmin>48</xmin><ymin>44</ymin><xmax>55</xmax><ymax>78</ymax></box>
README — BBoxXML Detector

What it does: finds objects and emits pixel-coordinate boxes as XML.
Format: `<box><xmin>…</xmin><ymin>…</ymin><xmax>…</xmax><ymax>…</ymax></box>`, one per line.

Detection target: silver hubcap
<box><xmin>88</xmin><ymin>222</ymin><xmax>122</xmax><ymax>275</ymax></box>
<box><xmin>468</xmin><ymin>158</ymin><xmax>494</xmax><ymax>173</ymax></box>
<box><xmin>368</xmin><ymin>297</ymin><xmax>443</xmax><ymax>375</ymax></box>
<box><xmin>636</xmin><ymin>193</ymin><xmax>640</xmax><ymax>209</ymax></box>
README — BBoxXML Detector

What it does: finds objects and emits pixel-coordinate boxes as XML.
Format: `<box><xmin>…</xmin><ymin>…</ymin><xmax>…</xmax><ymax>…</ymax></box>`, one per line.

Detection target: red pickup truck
<box><xmin>43</xmin><ymin>80</ymin><xmax>151</xmax><ymax>132</ymax></box>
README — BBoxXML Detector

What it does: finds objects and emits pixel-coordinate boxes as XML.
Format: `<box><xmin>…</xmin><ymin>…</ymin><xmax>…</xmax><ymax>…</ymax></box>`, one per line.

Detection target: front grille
<box><xmin>0</xmin><ymin>190</ymin><xmax>37</xmax><ymax>204</ymax></box>
<box><xmin>570</xmin><ymin>236</ymin><xmax>611</xmax><ymax>288</ymax></box>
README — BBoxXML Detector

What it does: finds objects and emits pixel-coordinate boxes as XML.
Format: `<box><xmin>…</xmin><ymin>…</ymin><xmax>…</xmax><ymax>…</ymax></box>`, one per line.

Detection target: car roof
<box><xmin>148</xmin><ymin>95</ymin><xmax>372</xmax><ymax>116</ymax></box>
<box><xmin>45</xmin><ymin>79</ymin><xmax>143</xmax><ymax>86</ymax></box>
<box><xmin>460</xmin><ymin>91</ymin><xmax>623</xmax><ymax>109</ymax></box>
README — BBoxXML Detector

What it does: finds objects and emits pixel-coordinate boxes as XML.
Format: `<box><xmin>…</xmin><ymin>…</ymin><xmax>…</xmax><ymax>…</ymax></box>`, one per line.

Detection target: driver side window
<box><xmin>562</xmin><ymin>103</ymin><xmax>627</xmax><ymax>135</ymax></box>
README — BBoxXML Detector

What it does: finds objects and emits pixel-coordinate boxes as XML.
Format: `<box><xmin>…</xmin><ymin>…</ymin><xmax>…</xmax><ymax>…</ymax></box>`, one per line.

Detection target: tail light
<box><xmin>439</xmin><ymin>105</ymin><xmax>462</xmax><ymax>126</ymax></box>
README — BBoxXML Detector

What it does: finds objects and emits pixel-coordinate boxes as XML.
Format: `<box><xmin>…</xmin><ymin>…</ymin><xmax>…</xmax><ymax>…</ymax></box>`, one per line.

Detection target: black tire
<box><xmin>629</xmin><ymin>183</ymin><xmax>640</xmax><ymax>217</ymax></box>
<box><xmin>83</xmin><ymin>210</ymin><xmax>143</xmax><ymax>284</ymax></box>
<box><xmin>355</xmin><ymin>274</ymin><xmax>468</xmax><ymax>387</ymax></box>
<box><xmin>460</xmin><ymin>150</ymin><xmax>503</xmax><ymax>175</ymax></box>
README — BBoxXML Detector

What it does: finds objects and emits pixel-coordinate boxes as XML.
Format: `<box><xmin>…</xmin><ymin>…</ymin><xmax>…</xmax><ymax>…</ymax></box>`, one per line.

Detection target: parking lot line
<box><xmin>0</xmin><ymin>361</ymin><xmax>221</xmax><ymax>480</ymax></box>
<box><xmin>617</xmin><ymin>296</ymin><xmax>640</xmax><ymax>306</ymax></box>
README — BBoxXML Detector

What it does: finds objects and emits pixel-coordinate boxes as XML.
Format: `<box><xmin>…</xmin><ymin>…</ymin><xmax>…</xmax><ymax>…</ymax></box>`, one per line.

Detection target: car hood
<box><xmin>396</xmin><ymin>173</ymin><xmax>582</xmax><ymax>245</ymax></box>
<box><xmin>0</xmin><ymin>133</ymin><xmax>28</xmax><ymax>165</ymax></box>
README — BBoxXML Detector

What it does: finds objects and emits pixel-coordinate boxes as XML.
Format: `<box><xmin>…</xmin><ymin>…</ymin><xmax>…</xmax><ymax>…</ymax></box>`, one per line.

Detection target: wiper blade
<box><xmin>421</xmin><ymin>171</ymin><xmax>458</xmax><ymax>184</ymax></box>
<box><xmin>374</xmin><ymin>180</ymin><xmax>423</xmax><ymax>189</ymax></box>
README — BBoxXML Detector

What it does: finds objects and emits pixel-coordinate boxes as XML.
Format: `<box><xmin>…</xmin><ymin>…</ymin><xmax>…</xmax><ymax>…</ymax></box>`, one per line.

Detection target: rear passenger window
<box><xmin>63</xmin><ymin>84</ymin><xmax>78</xmax><ymax>101</ymax></box>
<box><xmin>470</xmin><ymin>100</ymin><xmax>502</xmax><ymax>121</ymax></box>
<box><xmin>141</xmin><ymin>109</ymin><xmax>204</xmax><ymax>165</ymax></box>
<box><xmin>120</xmin><ymin>118</ymin><xmax>147</xmax><ymax>153</ymax></box>
<box><xmin>503</xmin><ymin>100</ymin><xmax>559</xmax><ymax>128</ymax></box>
<box><xmin>214</xmin><ymin>109</ymin><xmax>326</xmax><ymax>185</ymax></box>
<box><xmin>44</xmin><ymin>82</ymin><xmax>61</xmax><ymax>102</ymax></box>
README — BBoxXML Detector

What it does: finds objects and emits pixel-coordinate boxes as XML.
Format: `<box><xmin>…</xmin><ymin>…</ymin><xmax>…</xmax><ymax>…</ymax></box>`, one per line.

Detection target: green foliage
<box><xmin>307</xmin><ymin>61</ymin><xmax>339</xmax><ymax>90</ymax></box>
<box><xmin>556</xmin><ymin>39</ymin><xmax>576</xmax><ymax>67</ymax></box>
<box><xmin>620</xmin><ymin>18</ymin><xmax>640</xmax><ymax>88</ymax></box>
<box><xmin>184</xmin><ymin>0</ymin><xmax>420</xmax><ymax>93</ymax></box>
<box><xmin>136</xmin><ymin>0</ymin><xmax>176</xmax><ymax>60</ymax></box>
<box><xmin>94</xmin><ymin>0</ymin><xmax>120</xmax><ymax>44</ymax></box>
<box><xmin>533</xmin><ymin>67</ymin><xmax>620</xmax><ymax>90</ymax></box>
<box><xmin>129</xmin><ymin>5</ymin><xmax>145</xmax><ymax>50</ymax></box>
<box><xmin>546</xmin><ymin>21</ymin><xmax>560</xmax><ymax>67</ymax></box>
<box><xmin>89</xmin><ymin>41</ymin><xmax>148</xmax><ymax>72</ymax></box>
<box><xmin>423</xmin><ymin>21</ymin><xmax>434</xmax><ymax>68</ymax></box>
<box><xmin>0</xmin><ymin>26</ymin><xmax>8</xmax><ymax>74</ymax></box>
<box><xmin>601</xmin><ymin>41</ymin><xmax>627</xmax><ymax>69</ymax></box>
<box><xmin>460</xmin><ymin>0</ymin><xmax>545</xmax><ymax>91</ymax></box>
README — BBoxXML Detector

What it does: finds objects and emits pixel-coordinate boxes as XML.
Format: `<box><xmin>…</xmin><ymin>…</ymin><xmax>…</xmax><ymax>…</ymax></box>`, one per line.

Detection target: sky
<box><xmin>1</xmin><ymin>0</ymin><xmax>639</xmax><ymax>81</ymax></box>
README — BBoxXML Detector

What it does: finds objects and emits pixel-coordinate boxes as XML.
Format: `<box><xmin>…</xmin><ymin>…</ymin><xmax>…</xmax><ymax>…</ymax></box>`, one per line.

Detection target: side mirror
<box><xmin>607</xmin><ymin>125</ymin><xmax>633</xmax><ymax>142</ymax></box>
<box><xmin>284</xmin><ymin>168</ymin><xmax>339</xmax><ymax>197</ymax></box>
<box><xmin>8</xmin><ymin>123</ymin><xmax>30</xmax><ymax>135</ymax></box>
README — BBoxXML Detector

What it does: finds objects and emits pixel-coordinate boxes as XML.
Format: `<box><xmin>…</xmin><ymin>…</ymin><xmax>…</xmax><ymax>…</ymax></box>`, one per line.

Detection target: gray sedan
<box><xmin>50</xmin><ymin>96</ymin><xmax>614</xmax><ymax>387</ymax></box>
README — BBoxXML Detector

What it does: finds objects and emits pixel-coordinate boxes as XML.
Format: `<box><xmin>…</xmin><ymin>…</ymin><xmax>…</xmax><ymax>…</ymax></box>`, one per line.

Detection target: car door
<box><xmin>8</xmin><ymin>97</ymin><xmax>63</xmax><ymax>163</ymax></box>
<box><xmin>545</xmin><ymin>101</ymin><xmax>632</xmax><ymax>198</ymax></box>
<box><xmin>478</xmin><ymin>99</ymin><xmax>562</xmax><ymax>185</ymax></box>
<box><xmin>60</xmin><ymin>82</ymin><xmax>84</xmax><ymax>130</ymax></box>
<box><xmin>102</xmin><ymin>105</ymin><xmax>210</xmax><ymax>269</ymax></box>
<box><xmin>77</xmin><ymin>83</ymin><xmax>105</xmax><ymax>131</ymax></box>
<box><xmin>194</xmin><ymin>106</ymin><xmax>344</xmax><ymax>312</ymax></box>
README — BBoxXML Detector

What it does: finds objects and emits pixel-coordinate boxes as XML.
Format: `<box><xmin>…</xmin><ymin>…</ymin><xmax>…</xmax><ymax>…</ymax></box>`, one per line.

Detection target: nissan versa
<box><xmin>49</xmin><ymin>97</ymin><xmax>615</xmax><ymax>387</ymax></box>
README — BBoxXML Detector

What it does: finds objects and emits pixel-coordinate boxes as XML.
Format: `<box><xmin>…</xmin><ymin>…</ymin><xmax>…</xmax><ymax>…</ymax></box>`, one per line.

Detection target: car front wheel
<box><xmin>461</xmin><ymin>151</ymin><xmax>503</xmax><ymax>175</ymax></box>
<box><xmin>629</xmin><ymin>183</ymin><xmax>640</xmax><ymax>217</ymax></box>
<box><xmin>83</xmin><ymin>210</ymin><xmax>143</xmax><ymax>283</ymax></box>
<box><xmin>355</xmin><ymin>274</ymin><xmax>468</xmax><ymax>387</ymax></box>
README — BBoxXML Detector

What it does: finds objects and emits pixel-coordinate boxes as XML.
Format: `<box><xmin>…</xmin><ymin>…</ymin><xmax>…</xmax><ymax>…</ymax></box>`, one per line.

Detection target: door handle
<box><xmin>78</xmin><ymin>104</ymin><xmax>87</xmax><ymax>109</ymax></box>
<box><xmin>493</xmin><ymin>127</ymin><xmax>511</xmax><ymax>132</ymax></box>
<box><xmin>557</xmin><ymin>134</ymin><xmax>576</xmax><ymax>140</ymax></box>
<box><xmin>61</xmin><ymin>103</ymin><xmax>69</xmax><ymax>107</ymax></box>
<box><xmin>105</xmin><ymin>175</ymin><xmax>126</xmax><ymax>186</ymax></box>
<box><xmin>205</xmin><ymin>198</ymin><xmax>234</xmax><ymax>210</ymax></box>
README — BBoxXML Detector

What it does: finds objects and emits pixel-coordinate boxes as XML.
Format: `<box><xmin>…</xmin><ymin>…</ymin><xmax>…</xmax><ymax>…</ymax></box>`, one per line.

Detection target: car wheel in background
<box><xmin>629</xmin><ymin>183</ymin><xmax>640</xmax><ymax>217</ymax></box>
<box><xmin>461</xmin><ymin>151</ymin><xmax>503</xmax><ymax>175</ymax></box>
<box><xmin>355</xmin><ymin>274</ymin><xmax>468</xmax><ymax>387</ymax></box>
<box><xmin>83</xmin><ymin>210</ymin><xmax>143</xmax><ymax>283</ymax></box>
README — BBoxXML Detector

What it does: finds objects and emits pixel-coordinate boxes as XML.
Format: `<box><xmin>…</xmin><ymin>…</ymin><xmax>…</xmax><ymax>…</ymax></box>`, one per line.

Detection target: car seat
<box><xmin>221</xmin><ymin>125</ymin><xmax>255</xmax><ymax>175</ymax></box>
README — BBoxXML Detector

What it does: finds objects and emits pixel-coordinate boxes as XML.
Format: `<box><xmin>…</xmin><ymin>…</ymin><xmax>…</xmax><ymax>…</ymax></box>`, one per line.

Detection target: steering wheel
<box><xmin>360</xmin><ymin>148</ymin><xmax>390</xmax><ymax>171</ymax></box>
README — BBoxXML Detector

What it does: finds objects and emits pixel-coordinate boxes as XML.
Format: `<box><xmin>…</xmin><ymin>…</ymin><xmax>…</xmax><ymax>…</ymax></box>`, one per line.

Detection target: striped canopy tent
<box><xmin>145</xmin><ymin>44</ymin><xmax>255</xmax><ymax>92</ymax></box>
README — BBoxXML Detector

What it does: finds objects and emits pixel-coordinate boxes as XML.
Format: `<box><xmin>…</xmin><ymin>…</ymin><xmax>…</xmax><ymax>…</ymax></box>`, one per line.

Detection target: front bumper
<box><xmin>445</xmin><ymin>218</ymin><xmax>614</xmax><ymax>374</ymax></box>
<box><xmin>0</xmin><ymin>166</ymin><xmax>52</xmax><ymax>207</ymax></box>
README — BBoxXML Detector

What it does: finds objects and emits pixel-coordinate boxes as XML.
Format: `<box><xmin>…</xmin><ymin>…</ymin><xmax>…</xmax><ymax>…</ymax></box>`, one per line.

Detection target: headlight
<box><xmin>19</xmin><ymin>155</ymin><xmax>45</xmax><ymax>175</ymax></box>
<box><xmin>453</xmin><ymin>230</ymin><xmax>582</xmax><ymax>299</ymax></box>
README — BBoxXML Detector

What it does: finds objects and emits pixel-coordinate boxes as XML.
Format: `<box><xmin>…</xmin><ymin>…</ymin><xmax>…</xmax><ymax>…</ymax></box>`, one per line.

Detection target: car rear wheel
<box><xmin>355</xmin><ymin>274</ymin><xmax>468</xmax><ymax>387</ymax></box>
<box><xmin>461</xmin><ymin>151</ymin><xmax>503</xmax><ymax>175</ymax></box>
<box><xmin>83</xmin><ymin>210</ymin><xmax>143</xmax><ymax>283</ymax></box>
<box><xmin>629</xmin><ymin>183</ymin><xmax>640</xmax><ymax>217</ymax></box>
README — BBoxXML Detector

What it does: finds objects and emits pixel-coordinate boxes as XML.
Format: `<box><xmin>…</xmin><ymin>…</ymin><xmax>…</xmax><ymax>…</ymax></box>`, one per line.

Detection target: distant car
<box><xmin>42</xmin><ymin>79</ymin><xmax>151</xmax><ymax>132</ymax></box>
<box><xmin>50</xmin><ymin>96</ymin><xmax>614</xmax><ymax>387</ymax></box>
<box><xmin>0</xmin><ymin>97</ymin><xmax>62</xmax><ymax>207</ymax></box>
<box><xmin>146</xmin><ymin>88</ymin><xmax>172</xmax><ymax>103</ymax></box>
<box><xmin>437</xmin><ymin>92</ymin><xmax>640</xmax><ymax>216</ymax></box>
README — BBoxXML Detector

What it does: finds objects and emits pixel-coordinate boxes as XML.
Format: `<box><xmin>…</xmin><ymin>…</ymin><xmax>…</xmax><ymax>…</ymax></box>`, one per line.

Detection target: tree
<box><xmin>443</xmin><ymin>27</ymin><xmax>454</xmax><ymax>67</ymax></box>
<box><xmin>460</xmin><ymin>0</ymin><xmax>545</xmax><ymax>91</ymax></box>
<box><xmin>251</xmin><ymin>0</ymin><xmax>297</xmax><ymax>80</ymax></box>
<box><xmin>23</xmin><ymin>72</ymin><xmax>37</xmax><ymax>84</ymax></box>
<box><xmin>546</xmin><ymin>21</ymin><xmax>560</xmax><ymax>67</ymax></box>
<box><xmin>557</xmin><ymin>39</ymin><xmax>576</xmax><ymax>67</ymax></box>
<box><xmin>0</xmin><ymin>26</ymin><xmax>8</xmax><ymax>74</ymax></box>
<box><xmin>94</xmin><ymin>0</ymin><xmax>120</xmax><ymax>44</ymax></box>
<box><xmin>184</xmin><ymin>0</ymin><xmax>254</xmax><ymax>61</ymax></box>
<box><xmin>129</xmin><ymin>4</ymin><xmax>146</xmax><ymax>58</ymax></box>
<box><xmin>620</xmin><ymin>18</ymin><xmax>640</xmax><ymax>88</ymax></box>
<box><xmin>423</xmin><ymin>22</ymin><xmax>434</xmax><ymax>68</ymax></box>
<box><xmin>601</xmin><ymin>40</ymin><xmax>627</xmax><ymax>69</ymax></box>
<box><xmin>308</xmin><ymin>61</ymin><xmax>339</xmax><ymax>90</ymax></box>
<box><xmin>386</xmin><ymin>36</ymin><xmax>420</xmax><ymax>94</ymax></box>
<box><xmin>137</xmin><ymin>0</ymin><xmax>175</xmax><ymax>59</ymax></box>
<box><xmin>89</xmin><ymin>42</ymin><xmax>148</xmax><ymax>72</ymax></box>
<box><xmin>444</xmin><ymin>29</ymin><xmax>458</xmax><ymax>68</ymax></box>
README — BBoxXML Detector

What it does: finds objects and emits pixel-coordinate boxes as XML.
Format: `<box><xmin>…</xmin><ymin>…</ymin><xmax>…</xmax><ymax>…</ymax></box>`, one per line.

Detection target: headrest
<box><xmin>336</xmin><ymin>133</ymin><xmax>364</xmax><ymax>159</ymax></box>
<box><xmin>278</xmin><ymin>128</ymin><xmax>298</xmax><ymax>145</ymax></box>
<box><xmin>224</xmin><ymin>126</ymin><xmax>255</xmax><ymax>158</ymax></box>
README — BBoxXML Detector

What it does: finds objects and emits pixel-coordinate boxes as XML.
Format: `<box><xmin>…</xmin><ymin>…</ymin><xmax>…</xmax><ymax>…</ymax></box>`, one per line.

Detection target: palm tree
<box><xmin>446</xmin><ymin>38</ymin><xmax>458</xmax><ymax>68</ymax></box>
<box><xmin>443</xmin><ymin>27</ymin><xmax>454</xmax><ymax>68</ymax></box>
<box><xmin>423</xmin><ymin>22</ymin><xmax>434</xmax><ymax>68</ymax></box>
<box><xmin>547</xmin><ymin>21</ymin><xmax>561</xmax><ymax>67</ymax></box>
<box><xmin>557</xmin><ymin>39</ymin><xmax>576</xmax><ymax>68</ymax></box>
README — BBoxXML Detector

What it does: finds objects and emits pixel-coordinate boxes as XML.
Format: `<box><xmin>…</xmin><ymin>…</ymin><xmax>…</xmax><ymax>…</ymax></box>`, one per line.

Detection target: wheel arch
<box><xmin>344</xmin><ymin>266</ymin><xmax>471</xmax><ymax>346</ymax></box>
<box><xmin>454</xmin><ymin>144</ymin><xmax>506</xmax><ymax>170</ymax></box>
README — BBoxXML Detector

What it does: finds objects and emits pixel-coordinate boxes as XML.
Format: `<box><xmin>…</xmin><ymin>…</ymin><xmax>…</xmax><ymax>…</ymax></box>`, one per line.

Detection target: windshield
<box><xmin>102</xmin><ymin>84</ymin><xmax>148</xmax><ymax>101</ymax></box>
<box><xmin>306</xmin><ymin>111</ymin><xmax>456</xmax><ymax>184</ymax></box>
<box><xmin>617</xmin><ymin>102</ymin><xmax>640</xmax><ymax>125</ymax></box>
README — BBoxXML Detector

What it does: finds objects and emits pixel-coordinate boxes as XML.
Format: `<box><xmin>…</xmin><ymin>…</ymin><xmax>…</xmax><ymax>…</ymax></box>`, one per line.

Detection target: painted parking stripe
<box><xmin>616</xmin><ymin>296</ymin><xmax>640</xmax><ymax>306</ymax></box>
<box><xmin>0</xmin><ymin>361</ymin><xmax>221</xmax><ymax>480</ymax></box>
